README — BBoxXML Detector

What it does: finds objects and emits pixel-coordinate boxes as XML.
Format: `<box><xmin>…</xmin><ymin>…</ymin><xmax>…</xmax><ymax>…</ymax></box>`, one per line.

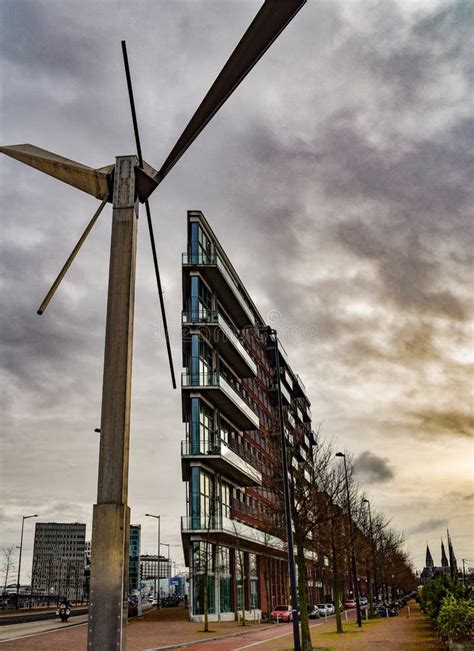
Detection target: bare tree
<box><xmin>2</xmin><ymin>546</ymin><xmax>16</xmax><ymax>593</ymax></box>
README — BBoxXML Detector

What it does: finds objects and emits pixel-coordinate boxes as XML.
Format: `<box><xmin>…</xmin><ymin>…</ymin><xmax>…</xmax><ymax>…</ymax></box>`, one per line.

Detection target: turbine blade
<box><xmin>156</xmin><ymin>0</ymin><xmax>306</xmax><ymax>185</ymax></box>
<box><xmin>0</xmin><ymin>144</ymin><xmax>112</xmax><ymax>200</ymax></box>
<box><xmin>121</xmin><ymin>41</ymin><xmax>176</xmax><ymax>388</ymax></box>
<box><xmin>144</xmin><ymin>200</ymin><xmax>177</xmax><ymax>389</ymax></box>
<box><xmin>37</xmin><ymin>197</ymin><xmax>108</xmax><ymax>315</ymax></box>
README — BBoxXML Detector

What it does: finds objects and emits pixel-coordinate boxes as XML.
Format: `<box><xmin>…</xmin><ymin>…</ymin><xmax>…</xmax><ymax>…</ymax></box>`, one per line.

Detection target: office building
<box><xmin>180</xmin><ymin>210</ymin><xmax>316</xmax><ymax>621</ymax></box>
<box><xmin>32</xmin><ymin>522</ymin><xmax>86</xmax><ymax>600</ymax></box>
<box><xmin>129</xmin><ymin>525</ymin><xmax>141</xmax><ymax>593</ymax></box>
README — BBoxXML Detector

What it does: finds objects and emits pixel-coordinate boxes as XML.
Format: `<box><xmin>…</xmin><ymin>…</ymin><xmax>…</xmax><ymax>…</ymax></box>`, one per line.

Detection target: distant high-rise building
<box><xmin>32</xmin><ymin>523</ymin><xmax>86</xmax><ymax>600</ymax></box>
<box><xmin>129</xmin><ymin>525</ymin><xmax>141</xmax><ymax>593</ymax></box>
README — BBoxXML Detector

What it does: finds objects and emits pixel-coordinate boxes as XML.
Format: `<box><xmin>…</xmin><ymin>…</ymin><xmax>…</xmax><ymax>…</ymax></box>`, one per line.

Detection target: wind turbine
<box><xmin>1</xmin><ymin>2</ymin><xmax>306</xmax><ymax>649</ymax></box>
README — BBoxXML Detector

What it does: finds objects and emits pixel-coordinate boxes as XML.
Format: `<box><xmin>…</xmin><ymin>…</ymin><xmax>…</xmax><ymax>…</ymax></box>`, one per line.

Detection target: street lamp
<box><xmin>145</xmin><ymin>514</ymin><xmax>160</xmax><ymax>609</ymax></box>
<box><xmin>362</xmin><ymin>498</ymin><xmax>378</xmax><ymax>612</ymax></box>
<box><xmin>335</xmin><ymin>453</ymin><xmax>362</xmax><ymax>627</ymax></box>
<box><xmin>16</xmin><ymin>514</ymin><xmax>38</xmax><ymax>609</ymax></box>
<box><xmin>262</xmin><ymin>326</ymin><xmax>301</xmax><ymax>651</ymax></box>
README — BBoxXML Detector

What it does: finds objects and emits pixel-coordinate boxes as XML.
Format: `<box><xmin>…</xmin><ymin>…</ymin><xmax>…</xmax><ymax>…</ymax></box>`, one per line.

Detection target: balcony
<box><xmin>181</xmin><ymin>438</ymin><xmax>262</xmax><ymax>487</ymax></box>
<box><xmin>182</xmin><ymin>372</ymin><xmax>260</xmax><ymax>431</ymax></box>
<box><xmin>265</xmin><ymin>335</ymin><xmax>289</xmax><ymax>369</ymax></box>
<box><xmin>293</xmin><ymin>374</ymin><xmax>308</xmax><ymax>399</ymax></box>
<box><xmin>268</xmin><ymin>378</ymin><xmax>291</xmax><ymax>407</ymax></box>
<box><xmin>182</xmin><ymin>309</ymin><xmax>257</xmax><ymax>378</ymax></box>
<box><xmin>180</xmin><ymin>515</ymin><xmax>285</xmax><ymax>557</ymax></box>
<box><xmin>285</xmin><ymin>410</ymin><xmax>296</xmax><ymax>430</ymax></box>
<box><xmin>182</xmin><ymin>252</ymin><xmax>254</xmax><ymax>328</ymax></box>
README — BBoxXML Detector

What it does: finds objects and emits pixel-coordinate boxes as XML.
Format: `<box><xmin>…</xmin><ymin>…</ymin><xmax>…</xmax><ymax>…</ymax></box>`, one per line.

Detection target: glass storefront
<box><xmin>192</xmin><ymin>542</ymin><xmax>215</xmax><ymax>614</ymax></box>
<box><xmin>218</xmin><ymin>546</ymin><xmax>232</xmax><ymax>613</ymax></box>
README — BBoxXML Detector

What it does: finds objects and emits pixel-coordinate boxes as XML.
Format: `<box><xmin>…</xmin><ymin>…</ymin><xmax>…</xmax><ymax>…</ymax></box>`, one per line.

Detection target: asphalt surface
<box><xmin>0</xmin><ymin>615</ymin><xmax>88</xmax><ymax>643</ymax></box>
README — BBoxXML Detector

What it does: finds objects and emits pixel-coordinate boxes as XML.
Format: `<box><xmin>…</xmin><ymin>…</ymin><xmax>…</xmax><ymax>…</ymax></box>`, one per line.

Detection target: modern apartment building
<box><xmin>180</xmin><ymin>211</ymin><xmax>317</xmax><ymax>621</ymax></box>
<box><xmin>32</xmin><ymin>522</ymin><xmax>86</xmax><ymax>600</ymax></box>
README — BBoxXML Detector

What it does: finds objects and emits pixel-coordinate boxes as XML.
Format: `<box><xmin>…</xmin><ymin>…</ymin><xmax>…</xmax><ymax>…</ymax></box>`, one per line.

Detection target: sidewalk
<box><xmin>240</xmin><ymin>602</ymin><xmax>442</xmax><ymax>651</ymax></box>
<box><xmin>0</xmin><ymin>602</ymin><xmax>442</xmax><ymax>650</ymax></box>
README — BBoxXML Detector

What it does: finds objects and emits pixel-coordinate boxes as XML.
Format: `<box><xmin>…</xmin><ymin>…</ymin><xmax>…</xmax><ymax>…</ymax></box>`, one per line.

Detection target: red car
<box><xmin>344</xmin><ymin>599</ymin><xmax>357</xmax><ymax>609</ymax></box>
<box><xmin>271</xmin><ymin>604</ymin><xmax>293</xmax><ymax>622</ymax></box>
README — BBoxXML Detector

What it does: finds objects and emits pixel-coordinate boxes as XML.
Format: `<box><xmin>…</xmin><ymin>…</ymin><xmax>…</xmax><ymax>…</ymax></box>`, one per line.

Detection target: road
<box><xmin>0</xmin><ymin>615</ymin><xmax>88</xmax><ymax>643</ymax></box>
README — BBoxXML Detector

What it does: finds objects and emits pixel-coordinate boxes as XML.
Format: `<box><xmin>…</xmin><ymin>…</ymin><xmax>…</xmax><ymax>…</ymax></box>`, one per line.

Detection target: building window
<box><xmin>218</xmin><ymin>547</ymin><xmax>232</xmax><ymax>613</ymax></box>
<box><xmin>249</xmin><ymin>553</ymin><xmax>259</xmax><ymax>610</ymax></box>
<box><xmin>189</xmin><ymin>275</ymin><xmax>211</xmax><ymax>319</ymax></box>
<box><xmin>221</xmin><ymin>482</ymin><xmax>231</xmax><ymax>519</ymax></box>
<box><xmin>190</xmin><ymin>334</ymin><xmax>213</xmax><ymax>384</ymax></box>
<box><xmin>190</xmin><ymin>398</ymin><xmax>215</xmax><ymax>454</ymax></box>
<box><xmin>190</xmin><ymin>467</ymin><xmax>215</xmax><ymax>528</ymax></box>
<box><xmin>189</xmin><ymin>221</ymin><xmax>212</xmax><ymax>263</ymax></box>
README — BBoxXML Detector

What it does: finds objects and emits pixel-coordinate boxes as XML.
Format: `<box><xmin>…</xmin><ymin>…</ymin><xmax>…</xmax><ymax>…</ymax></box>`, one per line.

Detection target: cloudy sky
<box><xmin>1</xmin><ymin>0</ymin><xmax>472</xmax><ymax>582</ymax></box>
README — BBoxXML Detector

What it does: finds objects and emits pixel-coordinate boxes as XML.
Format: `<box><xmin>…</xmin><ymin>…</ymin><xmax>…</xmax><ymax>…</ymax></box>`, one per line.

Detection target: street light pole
<box><xmin>362</xmin><ymin>498</ymin><xmax>378</xmax><ymax>611</ymax></box>
<box><xmin>146</xmin><ymin>514</ymin><xmax>160</xmax><ymax>609</ymax></box>
<box><xmin>266</xmin><ymin>327</ymin><xmax>301</xmax><ymax>651</ymax></box>
<box><xmin>336</xmin><ymin>453</ymin><xmax>362</xmax><ymax>628</ymax></box>
<box><xmin>16</xmin><ymin>514</ymin><xmax>38</xmax><ymax>609</ymax></box>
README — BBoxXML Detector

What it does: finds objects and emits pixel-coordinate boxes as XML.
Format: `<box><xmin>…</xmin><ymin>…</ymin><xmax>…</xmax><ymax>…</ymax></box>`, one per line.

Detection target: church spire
<box><xmin>426</xmin><ymin>543</ymin><xmax>434</xmax><ymax>568</ymax></box>
<box><xmin>441</xmin><ymin>539</ymin><xmax>449</xmax><ymax>567</ymax></box>
<box><xmin>447</xmin><ymin>530</ymin><xmax>458</xmax><ymax>580</ymax></box>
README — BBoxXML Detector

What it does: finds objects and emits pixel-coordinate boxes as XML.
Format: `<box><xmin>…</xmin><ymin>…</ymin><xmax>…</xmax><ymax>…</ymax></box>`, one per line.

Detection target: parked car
<box><xmin>344</xmin><ymin>599</ymin><xmax>357</xmax><ymax>609</ymax></box>
<box><xmin>308</xmin><ymin>605</ymin><xmax>320</xmax><ymax>619</ymax></box>
<box><xmin>359</xmin><ymin>596</ymin><xmax>368</xmax><ymax>606</ymax></box>
<box><xmin>317</xmin><ymin>603</ymin><xmax>329</xmax><ymax>616</ymax></box>
<box><xmin>271</xmin><ymin>605</ymin><xmax>293</xmax><ymax>622</ymax></box>
<box><xmin>325</xmin><ymin>603</ymin><xmax>335</xmax><ymax>615</ymax></box>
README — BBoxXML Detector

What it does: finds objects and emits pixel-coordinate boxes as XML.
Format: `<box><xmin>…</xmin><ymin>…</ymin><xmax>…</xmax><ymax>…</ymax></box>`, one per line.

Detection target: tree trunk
<box><xmin>264</xmin><ymin>552</ymin><xmax>271</xmax><ymax>621</ymax></box>
<box><xmin>203</xmin><ymin>572</ymin><xmax>209</xmax><ymax>632</ymax></box>
<box><xmin>296</xmin><ymin>542</ymin><xmax>312</xmax><ymax>651</ymax></box>
<box><xmin>367</xmin><ymin>570</ymin><xmax>374</xmax><ymax>615</ymax></box>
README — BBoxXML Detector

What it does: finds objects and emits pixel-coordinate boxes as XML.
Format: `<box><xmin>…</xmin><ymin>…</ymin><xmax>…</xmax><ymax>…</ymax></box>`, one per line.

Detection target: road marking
<box><xmin>0</xmin><ymin>620</ymin><xmax>87</xmax><ymax>643</ymax></box>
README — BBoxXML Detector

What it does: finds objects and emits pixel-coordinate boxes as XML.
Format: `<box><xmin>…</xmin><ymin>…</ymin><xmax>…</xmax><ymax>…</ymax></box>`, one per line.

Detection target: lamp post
<box><xmin>362</xmin><ymin>498</ymin><xmax>378</xmax><ymax>612</ymax></box>
<box><xmin>335</xmin><ymin>453</ymin><xmax>362</xmax><ymax>627</ymax></box>
<box><xmin>146</xmin><ymin>514</ymin><xmax>160</xmax><ymax>609</ymax></box>
<box><xmin>16</xmin><ymin>514</ymin><xmax>38</xmax><ymax>609</ymax></box>
<box><xmin>263</xmin><ymin>327</ymin><xmax>301</xmax><ymax>651</ymax></box>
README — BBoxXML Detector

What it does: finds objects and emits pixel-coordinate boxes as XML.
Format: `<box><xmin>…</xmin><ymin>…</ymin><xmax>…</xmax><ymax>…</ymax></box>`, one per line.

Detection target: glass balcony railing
<box><xmin>181</xmin><ymin>372</ymin><xmax>260</xmax><ymax>430</ymax></box>
<box><xmin>181</xmin><ymin>438</ymin><xmax>262</xmax><ymax>486</ymax></box>
<box><xmin>181</xmin><ymin>309</ymin><xmax>257</xmax><ymax>377</ymax></box>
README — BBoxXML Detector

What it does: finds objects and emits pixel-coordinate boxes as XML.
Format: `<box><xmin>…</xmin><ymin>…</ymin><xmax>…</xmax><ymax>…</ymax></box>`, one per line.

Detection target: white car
<box><xmin>317</xmin><ymin>603</ymin><xmax>329</xmax><ymax>616</ymax></box>
<box><xmin>325</xmin><ymin>603</ymin><xmax>335</xmax><ymax>615</ymax></box>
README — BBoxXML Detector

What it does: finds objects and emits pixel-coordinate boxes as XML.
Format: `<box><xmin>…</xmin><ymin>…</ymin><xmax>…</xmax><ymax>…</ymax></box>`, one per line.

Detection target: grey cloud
<box><xmin>410</xmin><ymin>409</ymin><xmax>474</xmax><ymax>439</ymax></box>
<box><xmin>355</xmin><ymin>451</ymin><xmax>395</xmax><ymax>483</ymax></box>
<box><xmin>408</xmin><ymin>518</ymin><xmax>448</xmax><ymax>535</ymax></box>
